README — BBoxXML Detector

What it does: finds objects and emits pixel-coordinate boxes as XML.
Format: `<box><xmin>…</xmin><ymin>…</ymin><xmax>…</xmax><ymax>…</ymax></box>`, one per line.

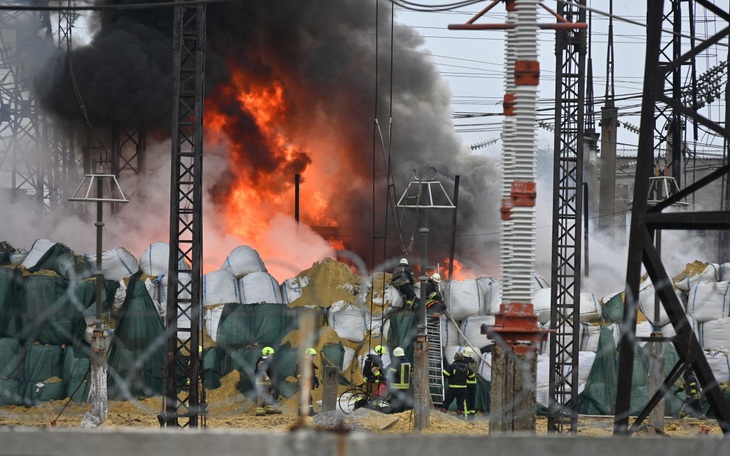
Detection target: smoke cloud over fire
<box><xmin>31</xmin><ymin>0</ymin><xmax>502</xmax><ymax>280</ymax></box>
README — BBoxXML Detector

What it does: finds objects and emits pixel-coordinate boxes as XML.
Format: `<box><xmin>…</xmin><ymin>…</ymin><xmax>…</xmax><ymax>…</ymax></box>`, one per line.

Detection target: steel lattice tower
<box><xmin>0</xmin><ymin>9</ymin><xmax>56</xmax><ymax>211</ymax></box>
<box><xmin>160</xmin><ymin>0</ymin><xmax>206</xmax><ymax>429</ymax></box>
<box><xmin>547</xmin><ymin>0</ymin><xmax>585</xmax><ymax>434</ymax></box>
<box><xmin>614</xmin><ymin>0</ymin><xmax>730</xmax><ymax>435</ymax></box>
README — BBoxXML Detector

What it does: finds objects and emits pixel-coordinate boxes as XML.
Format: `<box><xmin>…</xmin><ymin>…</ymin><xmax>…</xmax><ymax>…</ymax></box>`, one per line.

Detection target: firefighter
<box><xmin>296</xmin><ymin>347</ymin><xmax>319</xmax><ymax>416</ymax></box>
<box><xmin>440</xmin><ymin>351</ymin><xmax>474</xmax><ymax>419</ymax></box>
<box><xmin>386</xmin><ymin>346</ymin><xmax>413</xmax><ymax>413</ymax></box>
<box><xmin>462</xmin><ymin>346</ymin><xmax>478</xmax><ymax>420</ymax></box>
<box><xmin>362</xmin><ymin>345</ymin><xmax>387</xmax><ymax>399</ymax></box>
<box><xmin>391</xmin><ymin>258</ymin><xmax>418</xmax><ymax>310</ymax></box>
<box><xmin>680</xmin><ymin>368</ymin><xmax>703</xmax><ymax>418</ymax></box>
<box><xmin>425</xmin><ymin>272</ymin><xmax>446</xmax><ymax>319</ymax></box>
<box><xmin>254</xmin><ymin>346</ymin><xmax>281</xmax><ymax>415</ymax></box>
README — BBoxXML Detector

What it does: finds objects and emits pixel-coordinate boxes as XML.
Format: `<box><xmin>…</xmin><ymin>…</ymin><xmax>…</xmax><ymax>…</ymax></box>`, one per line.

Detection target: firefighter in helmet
<box><xmin>391</xmin><ymin>258</ymin><xmax>418</xmax><ymax>310</ymax></box>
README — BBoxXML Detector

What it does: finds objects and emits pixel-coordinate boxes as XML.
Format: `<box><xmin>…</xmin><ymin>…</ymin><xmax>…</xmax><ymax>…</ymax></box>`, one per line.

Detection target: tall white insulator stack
<box><xmin>499</xmin><ymin>5</ymin><xmax>517</xmax><ymax>302</ymax></box>
<box><xmin>505</xmin><ymin>0</ymin><xmax>538</xmax><ymax>304</ymax></box>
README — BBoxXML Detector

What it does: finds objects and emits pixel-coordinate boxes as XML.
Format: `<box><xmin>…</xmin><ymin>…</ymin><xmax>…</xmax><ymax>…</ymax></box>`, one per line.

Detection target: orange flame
<box><xmin>201</xmin><ymin>69</ymin><xmax>348</xmax><ymax>278</ymax></box>
<box><xmin>442</xmin><ymin>258</ymin><xmax>480</xmax><ymax>281</ymax></box>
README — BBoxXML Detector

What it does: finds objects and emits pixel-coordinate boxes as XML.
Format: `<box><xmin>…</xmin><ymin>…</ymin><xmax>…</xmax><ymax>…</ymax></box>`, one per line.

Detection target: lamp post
<box><xmin>396</xmin><ymin>168</ymin><xmax>455</xmax><ymax>431</ymax></box>
<box><xmin>69</xmin><ymin>171</ymin><xmax>127</xmax><ymax>425</ymax></box>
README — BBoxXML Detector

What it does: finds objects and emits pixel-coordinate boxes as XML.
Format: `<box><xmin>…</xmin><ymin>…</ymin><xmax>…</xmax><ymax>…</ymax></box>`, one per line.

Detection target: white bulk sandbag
<box><xmin>328</xmin><ymin>302</ymin><xmax>366</xmax><ymax>343</ymax></box>
<box><xmin>579</xmin><ymin>293</ymin><xmax>602</xmax><ymax>323</ymax></box>
<box><xmin>705</xmin><ymin>349</ymin><xmax>730</xmax><ymax>384</ymax></box>
<box><xmin>366</xmin><ymin>311</ymin><xmax>387</xmax><ymax>336</ymax></box>
<box><xmin>238</xmin><ymin>271</ymin><xmax>282</xmax><ymax>304</ymax></box>
<box><xmin>533</xmin><ymin>287</ymin><xmax>552</xmax><ymax>324</ymax></box>
<box><xmin>635</xmin><ymin>320</ymin><xmax>655</xmax><ymax>347</ymax></box>
<box><xmin>675</xmin><ymin>263</ymin><xmax>721</xmax><ymax>291</ymax></box>
<box><xmin>535</xmin><ymin>353</ymin><xmax>551</xmax><ymax>406</ymax></box>
<box><xmin>21</xmin><ymin>239</ymin><xmax>56</xmax><ymax>269</ymax></box>
<box><xmin>476</xmin><ymin>277</ymin><xmax>498</xmax><ymax>315</ymax></box>
<box><xmin>220</xmin><ymin>245</ymin><xmax>267</xmax><ymax>278</ymax></box>
<box><xmin>721</xmin><ymin>263</ymin><xmax>730</xmax><ymax>282</ymax></box>
<box><xmin>478</xmin><ymin>352</ymin><xmax>492</xmax><ymax>381</ymax></box>
<box><xmin>577</xmin><ymin>351</ymin><xmax>597</xmax><ymax>385</ymax></box>
<box><xmin>444</xmin><ymin>279</ymin><xmax>485</xmax><ymax>321</ymax></box>
<box><xmin>85</xmin><ymin>247</ymin><xmax>139</xmax><ymax>282</ymax></box>
<box><xmin>203</xmin><ymin>270</ymin><xmax>239</xmax><ymax>307</ymax></box>
<box><xmin>639</xmin><ymin>283</ymin><xmax>688</xmax><ymax>326</ymax></box>
<box><xmin>459</xmin><ymin>315</ymin><xmax>495</xmax><ymax>350</ymax></box>
<box><xmin>281</xmin><ymin>277</ymin><xmax>303</xmax><ymax>305</ymax></box>
<box><xmin>342</xmin><ymin>346</ymin><xmax>356</xmax><ymax>372</ymax></box>
<box><xmin>440</xmin><ymin>315</ymin><xmax>460</xmax><ymax>348</ymax></box>
<box><xmin>579</xmin><ymin>323</ymin><xmax>602</xmax><ymax>352</ymax></box>
<box><xmin>139</xmin><ymin>242</ymin><xmax>190</xmax><ymax>277</ymax></box>
<box><xmin>660</xmin><ymin>315</ymin><xmax>699</xmax><ymax>339</ymax></box>
<box><xmin>686</xmin><ymin>281</ymin><xmax>730</xmax><ymax>323</ymax></box>
<box><xmin>204</xmin><ymin>306</ymin><xmax>224</xmax><ymax>342</ymax></box>
<box><xmin>700</xmin><ymin>317</ymin><xmax>730</xmax><ymax>350</ymax></box>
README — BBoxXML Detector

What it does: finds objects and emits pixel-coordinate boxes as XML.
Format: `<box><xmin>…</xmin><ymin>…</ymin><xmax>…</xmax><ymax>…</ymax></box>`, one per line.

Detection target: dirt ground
<box><xmin>0</xmin><ymin>372</ymin><xmax>724</xmax><ymax>437</ymax></box>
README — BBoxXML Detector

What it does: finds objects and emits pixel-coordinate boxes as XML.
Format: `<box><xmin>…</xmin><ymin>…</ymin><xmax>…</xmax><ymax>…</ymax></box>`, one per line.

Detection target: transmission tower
<box><xmin>614</xmin><ymin>0</ymin><xmax>730</xmax><ymax>435</ymax></box>
<box><xmin>547</xmin><ymin>0</ymin><xmax>586</xmax><ymax>434</ymax></box>
<box><xmin>160</xmin><ymin>0</ymin><xmax>206</xmax><ymax>429</ymax></box>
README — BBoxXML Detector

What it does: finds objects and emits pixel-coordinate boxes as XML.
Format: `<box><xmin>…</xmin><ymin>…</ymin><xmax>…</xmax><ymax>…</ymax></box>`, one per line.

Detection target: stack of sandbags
<box><xmin>85</xmin><ymin>247</ymin><xmax>139</xmax><ymax>282</ymax></box>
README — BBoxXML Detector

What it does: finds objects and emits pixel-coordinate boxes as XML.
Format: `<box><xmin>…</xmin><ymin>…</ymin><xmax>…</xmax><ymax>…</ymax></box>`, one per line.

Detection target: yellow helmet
<box><xmin>305</xmin><ymin>347</ymin><xmax>317</xmax><ymax>357</ymax></box>
<box><xmin>262</xmin><ymin>346</ymin><xmax>275</xmax><ymax>356</ymax></box>
<box><xmin>462</xmin><ymin>347</ymin><xmax>474</xmax><ymax>358</ymax></box>
<box><xmin>374</xmin><ymin>345</ymin><xmax>386</xmax><ymax>355</ymax></box>
<box><xmin>431</xmin><ymin>273</ymin><xmax>441</xmax><ymax>283</ymax></box>
<box><xmin>393</xmin><ymin>347</ymin><xmax>405</xmax><ymax>357</ymax></box>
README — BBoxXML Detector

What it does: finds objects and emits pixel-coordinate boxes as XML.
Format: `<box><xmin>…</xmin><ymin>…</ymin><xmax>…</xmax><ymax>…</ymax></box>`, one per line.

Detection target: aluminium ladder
<box><xmin>426</xmin><ymin>316</ymin><xmax>445</xmax><ymax>407</ymax></box>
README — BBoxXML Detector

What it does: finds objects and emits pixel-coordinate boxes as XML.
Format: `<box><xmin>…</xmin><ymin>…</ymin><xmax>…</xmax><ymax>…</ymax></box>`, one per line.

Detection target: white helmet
<box><xmin>462</xmin><ymin>347</ymin><xmax>474</xmax><ymax>358</ymax></box>
<box><xmin>400</xmin><ymin>258</ymin><xmax>408</xmax><ymax>265</ymax></box>
<box><xmin>431</xmin><ymin>273</ymin><xmax>441</xmax><ymax>283</ymax></box>
<box><xmin>393</xmin><ymin>347</ymin><xmax>405</xmax><ymax>357</ymax></box>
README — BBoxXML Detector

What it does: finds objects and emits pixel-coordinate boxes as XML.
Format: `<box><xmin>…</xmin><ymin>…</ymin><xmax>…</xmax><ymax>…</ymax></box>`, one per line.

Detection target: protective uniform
<box><xmin>440</xmin><ymin>352</ymin><xmax>474</xmax><ymax>418</ymax></box>
<box><xmin>425</xmin><ymin>274</ymin><xmax>446</xmax><ymax>319</ymax></box>
<box><xmin>462</xmin><ymin>347</ymin><xmax>478</xmax><ymax>420</ymax></box>
<box><xmin>681</xmin><ymin>369</ymin><xmax>703</xmax><ymax>417</ymax></box>
<box><xmin>254</xmin><ymin>347</ymin><xmax>281</xmax><ymax>415</ymax></box>
<box><xmin>363</xmin><ymin>345</ymin><xmax>386</xmax><ymax>398</ymax></box>
<box><xmin>296</xmin><ymin>348</ymin><xmax>319</xmax><ymax>416</ymax></box>
<box><xmin>392</xmin><ymin>259</ymin><xmax>418</xmax><ymax>310</ymax></box>
<box><xmin>386</xmin><ymin>347</ymin><xmax>413</xmax><ymax>413</ymax></box>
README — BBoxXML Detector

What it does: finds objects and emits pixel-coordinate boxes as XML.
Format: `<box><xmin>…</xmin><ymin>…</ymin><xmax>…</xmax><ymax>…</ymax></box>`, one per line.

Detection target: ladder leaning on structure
<box><xmin>426</xmin><ymin>316</ymin><xmax>444</xmax><ymax>407</ymax></box>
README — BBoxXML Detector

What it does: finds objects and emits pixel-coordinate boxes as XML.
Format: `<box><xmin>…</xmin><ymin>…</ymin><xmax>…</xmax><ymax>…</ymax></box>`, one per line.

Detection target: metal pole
<box><xmin>583</xmin><ymin>182</ymin><xmax>589</xmax><ymax>277</ymax></box>
<box><xmin>447</xmin><ymin>175</ymin><xmax>460</xmax><ymax>280</ymax></box>
<box><xmin>91</xmin><ymin>176</ymin><xmax>107</xmax><ymax>422</ymax></box>
<box><xmin>295</xmin><ymin>173</ymin><xmax>300</xmax><ymax>223</ymax></box>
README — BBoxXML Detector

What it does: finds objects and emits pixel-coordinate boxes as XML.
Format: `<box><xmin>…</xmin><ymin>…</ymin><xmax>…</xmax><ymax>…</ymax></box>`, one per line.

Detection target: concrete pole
<box><xmin>414</xmin><ymin>204</ymin><xmax>430</xmax><ymax>431</ymax></box>
<box><xmin>321</xmin><ymin>366</ymin><xmax>338</xmax><ymax>413</ymax></box>
<box><xmin>490</xmin><ymin>342</ymin><xmax>538</xmax><ymax>433</ymax></box>
<box><xmin>598</xmin><ymin>104</ymin><xmax>618</xmax><ymax>240</ymax></box>
<box><xmin>90</xmin><ymin>177</ymin><xmax>108</xmax><ymax>423</ymax></box>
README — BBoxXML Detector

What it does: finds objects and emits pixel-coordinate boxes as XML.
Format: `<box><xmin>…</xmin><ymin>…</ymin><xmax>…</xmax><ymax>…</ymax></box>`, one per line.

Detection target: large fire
<box><xmin>203</xmin><ymin>69</ymin><xmax>347</xmax><ymax>271</ymax></box>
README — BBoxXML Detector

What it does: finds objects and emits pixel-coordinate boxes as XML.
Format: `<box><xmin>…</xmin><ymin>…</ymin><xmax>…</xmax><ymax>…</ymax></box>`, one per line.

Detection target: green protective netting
<box><xmin>23</xmin><ymin>343</ymin><xmax>63</xmax><ymax>405</ymax></box>
<box><xmin>578</xmin><ymin>325</ymin><xmax>619</xmax><ymax>414</ymax></box>
<box><xmin>0</xmin><ymin>378</ymin><xmax>23</xmax><ymax>406</ymax></box>
<box><xmin>216</xmin><ymin>303</ymin><xmax>302</xmax><ymax>349</ymax></box>
<box><xmin>0</xmin><ymin>337</ymin><xmax>23</xmax><ymax>379</ymax></box>
<box><xmin>0</xmin><ymin>267</ymin><xmax>23</xmax><ymax>339</ymax></box>
<box><xmin>385</xmin><ymin>310</ymin><xmax>419</xmax><ymax>361</ymax></box>
<box><xmin>27</xmin><ymin>243</ymin><xmax>92</xmax><ymax>281</ymax></box>
<box><xmin>203</xmin><ymin>346</ymin><xmax>227</xmax><ymax>390</ymax></box>
<box><xmin>602</xmin><ymin>293</ymin><xmax>624</xmax><ymax>324</ymax></box>
<box><xmin>578</xmin><ymin>324</ymin><xmax>685</xmax><ymax>416</ymax></box>
<box><xmin>20</xmin><ymin>273</ymin><xmax>117</xmax><ymax>346</ymax></box>
<box><xmin>475</xmin><ymin>376</ymin><xmax>490</xmax><ymax>412</ymax></box>
<box><xmin>63</xmin><ymin>345</ymin><xmax>91</xmax><ymax>403</ymax></box>
<box><xmin>274</xmin><ymin>343</ymin><xmax>300</xmax><ymax>398</ymax></box>
<box><xmin>231</xmin><ymin>346</ymin><xmax>264</xmax><ymax>398</ymax></box>
<box><xmin>107</xmin><ymin>271</ymin><xmax>165</xmax><ymax>400</ymax></box>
